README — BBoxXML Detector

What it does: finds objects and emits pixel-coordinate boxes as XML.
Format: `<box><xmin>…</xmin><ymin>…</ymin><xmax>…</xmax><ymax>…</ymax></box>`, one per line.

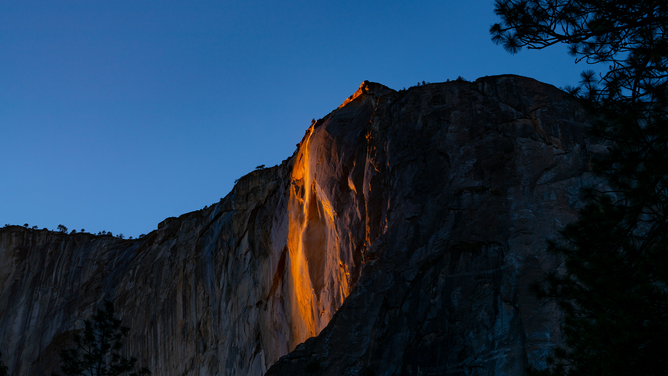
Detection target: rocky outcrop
<box><xmin>0</xmin><ymin>75</ymin><xmax>598</xmax><ymax>375</ymax></box>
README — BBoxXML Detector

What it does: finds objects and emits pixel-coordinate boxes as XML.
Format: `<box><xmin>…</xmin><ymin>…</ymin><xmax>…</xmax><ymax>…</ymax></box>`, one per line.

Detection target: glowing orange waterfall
<box><xmin>286</xmin><ymin>123</ymin><xmax>351</xmax><ymax>347</ymax></box>
<box><xmin>287</xmin><ymin>124</ymin><xmax>317</xmax><ymax>342</ymax></box>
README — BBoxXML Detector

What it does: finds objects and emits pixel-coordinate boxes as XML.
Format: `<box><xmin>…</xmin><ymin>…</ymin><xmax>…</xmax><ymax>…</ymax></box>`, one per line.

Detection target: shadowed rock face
<box><xmin>0</xmin><ymin>76</ymin><xmax>598</xmax><ymax>376</ymax></box>
<box><xmin>266</xmin><ymin>76</ymin><xmax>599</xmax><ymax>376</ymax></box>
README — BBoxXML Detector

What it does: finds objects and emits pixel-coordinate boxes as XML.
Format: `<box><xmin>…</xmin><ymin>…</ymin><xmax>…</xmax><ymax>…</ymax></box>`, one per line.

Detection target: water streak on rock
<box><xmin>287</xmin><ymin>122</ymin><xmax>351</xmax><ymax>345</ymax></box>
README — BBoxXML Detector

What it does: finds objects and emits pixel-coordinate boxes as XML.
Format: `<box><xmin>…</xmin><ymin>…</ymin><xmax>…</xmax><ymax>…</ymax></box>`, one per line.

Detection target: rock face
<box><xmin>0</xmin><ymin>75</ymin><xmax>598</xmax><ymax>376</ymax></box>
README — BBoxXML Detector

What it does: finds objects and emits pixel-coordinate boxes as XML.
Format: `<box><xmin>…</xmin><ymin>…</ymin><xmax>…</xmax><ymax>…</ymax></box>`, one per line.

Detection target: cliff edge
<box><xmin>0</xmin><ymin>75</ymin><xmax>598</xmax><ymax>375</ymax></box>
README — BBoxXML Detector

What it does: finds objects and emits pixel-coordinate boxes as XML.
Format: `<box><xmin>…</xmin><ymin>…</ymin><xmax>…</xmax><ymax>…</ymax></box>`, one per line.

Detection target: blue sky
<box><xmin>1</xmin><ymin>0</ymin><xmax>592</xmax><ymax>237</ymax></box>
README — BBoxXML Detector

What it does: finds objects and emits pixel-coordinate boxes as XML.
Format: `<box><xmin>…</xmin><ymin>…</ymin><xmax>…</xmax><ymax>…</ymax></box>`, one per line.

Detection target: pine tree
<box><xmin>53</xmin><ymin>301</ymin><xmax>150</xmax><ymax>376</ymax></box>
<box><xmin>492</xmin><ymin>1</ymin><xmax>668</xmax><ymax>375</ymax></box>
<box><xmin>0</xmin><ymin>351</ymin><xmax>8</xmax><ymax>376</ymax></box>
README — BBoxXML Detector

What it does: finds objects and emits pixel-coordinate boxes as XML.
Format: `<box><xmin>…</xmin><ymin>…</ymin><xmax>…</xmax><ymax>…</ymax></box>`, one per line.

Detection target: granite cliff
<box><xmin>0</xmin><ymin>75</ymin><xmax>599</xmax><ymax>375</ymax></box>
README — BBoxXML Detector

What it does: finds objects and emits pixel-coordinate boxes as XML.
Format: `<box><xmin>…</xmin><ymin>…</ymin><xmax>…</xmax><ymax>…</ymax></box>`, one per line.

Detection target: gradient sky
<box><xmin>1</xmin><ymin>0</ymin><xmax>594</xmax><ymax>237</ymax></box>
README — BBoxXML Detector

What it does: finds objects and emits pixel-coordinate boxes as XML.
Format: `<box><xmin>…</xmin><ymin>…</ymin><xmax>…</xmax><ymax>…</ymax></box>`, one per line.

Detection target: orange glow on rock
<box><xmin>285</xmin><ymin>123</ymin><xmax>352</xmax><ymax>348</ymax></box>
<box><xmin>287</xmin><ymin>124</ymin><xmax>317</xmax><ymax>342</ymax></box>
<box><xmin>338</xmin><ymin>80</ymin><xmax>369</xmax><ymax>109</ymax></box>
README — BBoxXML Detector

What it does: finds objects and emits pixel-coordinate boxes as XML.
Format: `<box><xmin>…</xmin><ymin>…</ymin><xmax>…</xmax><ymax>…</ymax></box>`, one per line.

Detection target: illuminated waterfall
<box><xmin>286</xmin><ymin>123</ymin><xmax>351</xmax><ymax>346</ymax></box>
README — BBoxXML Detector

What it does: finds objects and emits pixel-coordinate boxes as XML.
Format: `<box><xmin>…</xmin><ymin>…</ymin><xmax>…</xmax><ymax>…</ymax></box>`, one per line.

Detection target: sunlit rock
<box><xmin>0</xmin><ymin>76</ymin><xmax>599</xmax><ymax>376</ymax></box>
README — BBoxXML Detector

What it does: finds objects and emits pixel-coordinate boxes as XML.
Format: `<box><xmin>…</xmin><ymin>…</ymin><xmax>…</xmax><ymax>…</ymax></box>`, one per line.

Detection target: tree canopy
<box><xmin>491</xmin><ymin>0</ymin><xmax>667</xmax><ymax>104</ymax></box>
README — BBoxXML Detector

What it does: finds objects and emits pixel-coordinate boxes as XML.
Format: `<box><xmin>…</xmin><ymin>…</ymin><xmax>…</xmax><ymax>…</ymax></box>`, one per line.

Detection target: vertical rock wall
<box><xmin>267</xmin><ymin>76</ymin><xmax>600</xmax><ymax>375</ymax></box>
<box><xmin>1</xmin><ymin>75</ymin><xmax>599</xmax><ymax>376</ymax></box>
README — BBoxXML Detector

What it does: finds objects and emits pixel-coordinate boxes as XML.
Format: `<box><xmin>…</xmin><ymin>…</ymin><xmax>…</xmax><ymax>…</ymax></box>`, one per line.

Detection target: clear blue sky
<box><xmin>1</xmin><ymin>0</ymin><xmax>591</xmax><ymax>237</ymax></box>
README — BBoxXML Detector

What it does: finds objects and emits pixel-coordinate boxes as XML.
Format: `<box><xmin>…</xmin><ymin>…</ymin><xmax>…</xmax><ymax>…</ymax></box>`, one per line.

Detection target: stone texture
<box><xmin>266</xmin><ymin>76</ymin><xmax>599</xmax><ymax>375</ymax></box>
<box><xmin>0</xmin><ymin>75</ymin><xmax>600</xmax><ymax>376</ymax></box>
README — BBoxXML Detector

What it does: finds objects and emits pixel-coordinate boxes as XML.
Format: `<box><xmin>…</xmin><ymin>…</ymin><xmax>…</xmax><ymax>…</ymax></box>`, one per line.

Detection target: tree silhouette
<box><xmin>53</xmin><ymin>301</ymin><xmax>150</xmax><ymax>376</ymax></box>
<box><xmin>492</xmin><ymin>1</ymin><xmax>668</xmax><ymax>375</ymax></box>
<box><xmin>0</xmin><ymin>351</ymin><xmax>8</xmax><ymax>376</ymax></box>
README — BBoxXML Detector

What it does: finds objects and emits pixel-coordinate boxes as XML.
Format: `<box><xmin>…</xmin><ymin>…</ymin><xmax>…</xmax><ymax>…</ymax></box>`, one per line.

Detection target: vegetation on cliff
<box><xmin>52</xmin><ymin>301</ymin><xmax>150</xmax><ymax>376</ymax></box>
<box><xmin>0</xmin><ymin>352</ymin><xmax>7</xmax><ymax>376</ymax></box>
<box><xmin>492</xmin><ymin>0</ymin><xmax>668</xmax><ymax>374</ymax></box>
